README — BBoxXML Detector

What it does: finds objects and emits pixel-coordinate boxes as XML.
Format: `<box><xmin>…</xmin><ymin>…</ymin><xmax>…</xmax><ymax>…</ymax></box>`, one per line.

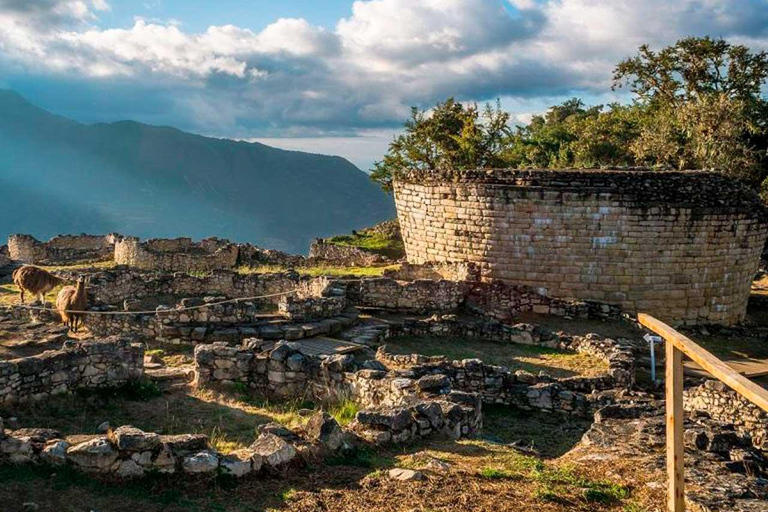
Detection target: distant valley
<box><xmin>0</xmin><ymin>90</ymin><xmax>395</xmax><ymax>254</ymax></box>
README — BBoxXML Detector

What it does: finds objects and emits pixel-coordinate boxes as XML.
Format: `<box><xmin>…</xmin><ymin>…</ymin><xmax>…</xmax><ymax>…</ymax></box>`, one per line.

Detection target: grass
<box><xmin>326</xmin><ymin>228</ymin><xmax>405</xmax><ymax>260</ymax></box>
<box><xmin>0</xmin><ymin>386</ymin><xmax>316</xmax><ymax>454</ymax></box>
<box><xmin>384</xmin><ymin>335</ymin><xmax>609</xmax><ymax>378</ymax></box>
<box><xmin>325</xmin><ymin>398</ymin><xmax>360</xmax><ymax>426</ymax></box>
<box><xmin>0</xmin><ymin>423</ymin><xmax>652</xmax><ymax>512</ymax></box>
<box><xmin>238</xmin><ymin>264</ymin><xmax>400</xmax><ymax>277</ymax></box>
<box><xmin>482</xmin><ymin>405</ymin><xmax>593</xmax><ymax>458</ymax></box>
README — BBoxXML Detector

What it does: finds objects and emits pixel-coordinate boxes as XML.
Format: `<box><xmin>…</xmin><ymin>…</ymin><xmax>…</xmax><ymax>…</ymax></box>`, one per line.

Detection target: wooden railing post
<box><xmin>638</xmin><ymin>313</ymin><xmax>768</xmax><ymax>512</ymax></box>
<box><xmin>666</xmin><ymin>341</ymin><xmax>685</xmax><ymax>512</ymax></box>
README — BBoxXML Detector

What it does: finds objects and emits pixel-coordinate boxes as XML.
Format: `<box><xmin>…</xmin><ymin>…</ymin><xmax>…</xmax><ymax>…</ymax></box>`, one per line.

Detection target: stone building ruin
<box><xmin>394</xmin><ymin>169</ymin><xmax>768</xmax><ymax>325</ymax></box>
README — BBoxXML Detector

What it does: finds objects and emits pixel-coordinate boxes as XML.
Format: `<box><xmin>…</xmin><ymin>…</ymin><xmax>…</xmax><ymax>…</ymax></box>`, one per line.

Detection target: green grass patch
<box><xmin>326</xmin><ymin>398</ymin><xmax>360</xmax><ymax>426</ymax></box>
<box><xmin>478</xmin><ymin>467</ymin><xmax>519</xmax><ymax>480</ymax></box>
<box><xmin>326</xmin><ymin>230</ymin><xmax>404</xmax><ymax>260</ymax></box>
<box><xmin>384</xmin><ymin>334</ymin><xmax>608</xmax><ymax>378</ymax></box>
<box><xmin>237</xmin><ymin>263</ymin><xmax>400</xmax><ymax>277</ymax></box>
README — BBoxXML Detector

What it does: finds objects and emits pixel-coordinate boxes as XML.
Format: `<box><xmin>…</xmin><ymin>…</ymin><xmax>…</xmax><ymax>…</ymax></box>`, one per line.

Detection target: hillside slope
<box><xmin>0</xmin><ymin>90</ymin><xmax>394</xmax><ymax>253</ymax></box>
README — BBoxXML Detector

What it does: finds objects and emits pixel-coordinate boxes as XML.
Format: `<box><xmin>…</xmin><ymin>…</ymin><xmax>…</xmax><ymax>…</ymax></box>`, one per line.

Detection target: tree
<box><xmin>370</xmin><ymin>98</ymin><xmax>510</xmax><ymax>191</ymax></box>
<box><xmin>614</xmin><ymin>37</ymin><xmax>768</xmax><ymax>182</ymax></box>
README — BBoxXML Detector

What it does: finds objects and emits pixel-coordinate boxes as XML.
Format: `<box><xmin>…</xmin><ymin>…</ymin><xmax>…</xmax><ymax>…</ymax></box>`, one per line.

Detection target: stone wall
<box><xmin>0</xmin><ymin>337</ymin><xmax>143</xmax><ymax>404</ymax></box>
<box><xmin>7</xmin><ymin>234</ymin><xmax>119</xmax><ymax>264</ymax></box>
<box><xmin>195</xmin><ymin>340</ymin><xmax>482</xmax><ymax>445</ymax></box>
<box><xmin>114</xmin><ymin>237</ymin><xmax>239</xmax><ymax>272</ymax></box>
<box><xmin>376</xmin><ymin>317</ymin><xmax>636</xmax><ymax>399</ymax></box>
<box><xmin>356</xmin><ymin>277</ymin><xmax>466</xmax><ymax>312</ymax></box>
<box><xmin>0</xmin><ymin>246</ymin><xmax>10</xmax><ymax>270</ymax></box>
<box><xmin>684</xmin><ymin>379</ymin><xmax>768</xmax><ymax>450</ymax></box>
<box><xmin>308</xmin><ymin>239</ymin><xmax>389</xmax><ymax>267</ymax></box>
<box><xmin>394</xmin><ymin>169</ymin><xmax>768</xmax><ymax>325</ymax></box>
<box><xmin>81</xmin><ymin>268</ymin><xmax>304</xmax><ymax>306</ymax></box>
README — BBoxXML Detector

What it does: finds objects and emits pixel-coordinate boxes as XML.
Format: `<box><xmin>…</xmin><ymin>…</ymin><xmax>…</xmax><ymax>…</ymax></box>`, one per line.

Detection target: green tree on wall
<box><xmin>371</xmin><ymin>37</ymin><xmax>768</xmax><ymax>192</ymax></box>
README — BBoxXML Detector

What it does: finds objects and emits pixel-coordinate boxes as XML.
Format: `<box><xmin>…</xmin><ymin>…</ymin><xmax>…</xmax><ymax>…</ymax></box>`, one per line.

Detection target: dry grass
<box><xmin>0</xmin><ymin>423</ymin><xmax>655</xmax><ymax>512</ymax></box>
<box><xmin>384</xmin><ymin>335</ymin><xmax>609</xmax><ymax>378</ymax></box>
<box><xmin>1</xmin><ymin>385</ymin><xmax>313</xmax><ymax>454</ymax></box>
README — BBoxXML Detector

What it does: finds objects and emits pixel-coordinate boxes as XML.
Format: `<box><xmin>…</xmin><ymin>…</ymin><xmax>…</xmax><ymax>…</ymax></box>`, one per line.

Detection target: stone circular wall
<box><xmin>394</xmin><ymin>169</ymin><xmax>768</xmax><ymax>325</ymax></box>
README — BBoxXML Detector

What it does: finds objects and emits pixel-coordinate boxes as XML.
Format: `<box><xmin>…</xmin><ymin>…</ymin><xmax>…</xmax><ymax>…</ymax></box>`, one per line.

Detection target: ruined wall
<box><xmin>8</xmin><ymin>234</ymin><xmax>119</xmax><ymax>264</ymax></box>
<box><xmin>0</xmin><ymin>246</ymin><xmax>10</xmax><ymax>269</ymax></box>
<box><xmin>0</xmin><ymin>337</ymin><xmax>143</xmax><ymax>404</ymax></box>
<box><xmin>83</xmin><ymin>268</ymin><xmax>303</xmax><ymax>306</ymax></box>
<box><xmin>114</xmin><ymin>237</ymin><xmax>239</xmax><ymax>272</ymax></box>
<box><xmin>394</xmin><ymin>169</ymin><xmax>768</xmax><ymax>325</ymax></box>
<box><xmin>684</xmin><ymin>380</ymin><xmax>768</xmax><ymax>450</ymax></box>
<box><xmin>356</xmin><ymin>277</ymin><xmax>466</xmax><ymax>312</ymax></box>
<box><xmin>195</xmin><ymin>340</ymin><xmax>482</xmax><ymax>444</ymax></box>
<box><xmin>308</xmin><ymin>240</ymin><xmax>389</xmax><ymax>267</ymax></box>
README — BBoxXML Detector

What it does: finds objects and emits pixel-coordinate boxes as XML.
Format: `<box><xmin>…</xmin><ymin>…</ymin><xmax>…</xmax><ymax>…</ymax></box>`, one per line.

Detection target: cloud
<box><xmin>0</xmin><ymin>0</ymin><xmax>767</xmax><ymax>141</ymax></box>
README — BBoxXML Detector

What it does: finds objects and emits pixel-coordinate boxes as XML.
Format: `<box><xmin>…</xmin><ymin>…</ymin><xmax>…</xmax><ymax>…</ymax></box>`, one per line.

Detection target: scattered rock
<box><xmin>388</xmin><ymin>468</ymin><xmax>424</xmax><ymax>481</ymax></box>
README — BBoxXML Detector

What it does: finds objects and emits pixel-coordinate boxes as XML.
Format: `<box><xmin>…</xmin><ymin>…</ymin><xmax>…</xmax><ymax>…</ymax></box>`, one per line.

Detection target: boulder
<box><xmin>305</xmin><ymin>412</ymin><xmax>343</xmax><ymax>451</ymax></box>
<box><xmin>41</xmin><ymin>440</ymin><xmax>69</xmax><ymax>465</ymax></box>
<box><xmin>249</xmin><ymin>433</ymin><xmax>297</xmax><ymax>468</ymax></box>
<box><xmin>109</xmin><ymin>426</ymin><xmax>160</xmax><ymax>452</ymax></box>
<box><xmin>67</xmin><ymin>437</ymin><xmax>119</xmax><ymax>471</ymax></box>
<box><xmin>116</xmin><ymin>459</ymin><xmax>145</xmax><ymax>478</ymax></box>
<box><xmin>417</xmin><ymin>374</ymin><xmax>450</xmax><ymax>392</ymax></box>
<box><xmin>388</xmin><ymin>468</ymin><xmax>425</xmax><ymax>481</ymax></box>
<box><xmin>182</xmin><ymin>451</ymin><xmax>220</xmax><ymax>473</ymax></box>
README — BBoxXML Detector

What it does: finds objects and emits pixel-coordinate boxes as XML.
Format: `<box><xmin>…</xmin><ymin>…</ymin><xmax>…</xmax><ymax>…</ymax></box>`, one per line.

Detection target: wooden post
<box><xmin>638</xmin><ymin>313</ymin><xmax>768</xmax><ymax>512</ymax></box>
<box><xmin>666</xmin><ymin>340</ymin><xmax>685</xmax><ymax>512</ymax></box>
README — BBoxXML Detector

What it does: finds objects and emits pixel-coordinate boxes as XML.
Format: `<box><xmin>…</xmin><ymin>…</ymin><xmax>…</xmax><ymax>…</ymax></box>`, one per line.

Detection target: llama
<box><xmin>12</xmin><ymin>265</ymin><xmax>65</xmax><ymax>304</ymax></box>
<box><xmin>56</xmin><ymin>276</ymin><xmax>88</xmax><ymax>333</ymax></box>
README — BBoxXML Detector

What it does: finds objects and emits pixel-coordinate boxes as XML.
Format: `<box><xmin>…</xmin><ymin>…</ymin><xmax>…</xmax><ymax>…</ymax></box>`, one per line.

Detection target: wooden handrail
<box><xmin>638</xmin><ymin>314</ymin><xmax>768</xmax><ymax>412</ymax></box>
<box><xmin>637</xmin><ymin>313</ymin><xmax>768</xmax><ymax>512</ymax></box>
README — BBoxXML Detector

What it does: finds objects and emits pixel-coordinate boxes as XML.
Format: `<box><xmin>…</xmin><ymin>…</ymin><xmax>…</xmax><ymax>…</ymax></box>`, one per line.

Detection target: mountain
<box><xmin>0</xmin><ymin>90</ymin><xmax>395</xmax><ymax>254</ymax></box>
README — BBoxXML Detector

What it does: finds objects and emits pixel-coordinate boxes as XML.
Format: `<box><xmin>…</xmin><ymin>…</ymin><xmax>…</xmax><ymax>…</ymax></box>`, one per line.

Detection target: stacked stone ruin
<box><xmin>394</xmin><ymin>169</ymin><xmax>768</xmax><ymax>325</ymax></box>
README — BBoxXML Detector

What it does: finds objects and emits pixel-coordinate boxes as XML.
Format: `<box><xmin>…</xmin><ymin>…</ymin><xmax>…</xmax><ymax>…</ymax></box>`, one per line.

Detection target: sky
<box><xmin>1</xmin><ymin>0</ymin><xmax>767</xmax><ymax>171</ymax></box>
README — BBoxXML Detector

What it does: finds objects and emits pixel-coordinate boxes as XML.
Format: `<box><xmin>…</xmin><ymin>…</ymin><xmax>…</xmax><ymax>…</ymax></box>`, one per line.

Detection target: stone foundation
<box><xmin>0</xmin><ymin>337</ymin><xmax>144</xmax><ymax>404</ymax></box>
<box><xmin>7</xmin><ymin>234</ymin><xmax>119</xmax><ymax>264</ymax></box>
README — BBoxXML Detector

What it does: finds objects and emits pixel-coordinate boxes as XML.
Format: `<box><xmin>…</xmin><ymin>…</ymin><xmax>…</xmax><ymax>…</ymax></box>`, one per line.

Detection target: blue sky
<box><xmin>1</xmin><ymin>0</ymin><xmax>767</xmax><ymax>170</ymax></box>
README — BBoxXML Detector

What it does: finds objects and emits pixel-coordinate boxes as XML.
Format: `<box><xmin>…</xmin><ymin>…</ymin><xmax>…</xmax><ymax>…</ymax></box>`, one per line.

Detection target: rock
<box><xmin>116</xmin><ymin>459</ymin><xmax>145</xmax><ymax>478</ymax></box>
<box><xmin>388</xmin><ymin>468</ymin><xmax>425</xmax><ymax>481</ymax></box>
<box><xmin>160</xmin><ymin>434</ymin><xmax>208</xmax><ymax>453</ymax></box>
<box><xmin>152</xmin><ymin>445</ymin><xmax>176</xmax><ymax>473</ymax></box>
<box><xmin>305</xmin><ymin>412</ymin><xmax>343</xmax><ymax>451</ymax></box>
<box><xmin>417</xmin><ymin>374</ymin><xmax>450</xmax><ymax>392</ymax></box>
<box><xmin>257</xmin><ymin>422</ymin><xmax>300</xmax><ymax>441</ymax></box>
<box><xmin>109</xmin><ymin>426</ymin><xmax>160</xmax><ymax>452</ymax></box>
<box><xmin>220</xmin><ymin>454</ymin><xmax>253</xmax><ymax>478</ymax></box>
<box><xmin>425</xmin><ymin>458</ymin><xmax>450</xmax><ymax>472</ymax></box>
<box><xmin>41</xmin><ymin>440</ymin><xmax>70</xmax><ymax>464</ymax></box>
<box><xmin>96</xmin><ymin>421</ymin><xmax>111</xmax><ymax>434</ymax></box>
<box><xmin>182</xmin><ymin>451</ymin><xmax>220</xmax><ymax>473</ymax></box>
<box><xmin>249</xmin><ymin>433</ymin><xmax>297</xmax><ymax>468</ymax></box>
<box><xmin>67</xmin><ymin>437</ymin><xmax>119</xmax><ymax>471</ymax></box>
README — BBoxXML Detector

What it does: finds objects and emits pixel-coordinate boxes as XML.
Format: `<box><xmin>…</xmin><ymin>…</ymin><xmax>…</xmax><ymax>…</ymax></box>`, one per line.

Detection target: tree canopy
<box><xmin>371</xmin><ymin>37</ymin><xmax>768</xmax><ymax>192</ymax></box>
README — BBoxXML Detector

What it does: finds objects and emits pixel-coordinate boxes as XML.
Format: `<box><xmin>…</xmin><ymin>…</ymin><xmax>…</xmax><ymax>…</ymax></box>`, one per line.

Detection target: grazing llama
<box><xmin>56</xmin><ymin>275</ymin><xmax>88</xmax><ymax>333</ymax></box>
<box><xmin>12</xmin><ymin>265</ymin><xmax>65</xmax><ymax>304</ymax></box>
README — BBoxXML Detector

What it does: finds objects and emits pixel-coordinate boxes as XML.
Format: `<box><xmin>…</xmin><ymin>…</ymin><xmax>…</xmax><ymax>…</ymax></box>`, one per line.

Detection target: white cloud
<box><xmin>0</xmin><ymin>0</ymin><xmax>766</xmax><ymax>137</ymax></box>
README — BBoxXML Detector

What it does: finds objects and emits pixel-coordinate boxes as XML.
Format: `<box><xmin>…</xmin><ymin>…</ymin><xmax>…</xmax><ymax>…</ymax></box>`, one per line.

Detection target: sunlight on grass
<box><xmin>238</xmin><ymin>263</ymin><xmax>399</xmax><ymax>277</ymax></box>
<box><xmin>384</xmin><ymin>335</ymin><xmax>608</xmax><ymax>378</ymax></box>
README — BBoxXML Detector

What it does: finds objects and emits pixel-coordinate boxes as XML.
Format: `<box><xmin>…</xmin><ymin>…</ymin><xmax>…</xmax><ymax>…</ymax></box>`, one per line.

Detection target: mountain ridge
<box><xmin>0</xmin><ymin>90</ymin><xmax>395</xmax><ymax>254</ymax></box>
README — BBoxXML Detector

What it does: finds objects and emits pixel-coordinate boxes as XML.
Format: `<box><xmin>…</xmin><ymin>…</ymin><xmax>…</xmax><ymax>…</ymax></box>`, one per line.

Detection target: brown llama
<box><xmin>12</xmin><ymin>265</ymin><xmax>65</xmax><ymax>304</ymax></box>
<box><xmin>56</xmin><ymin>275</ymin><xmax>88</xmax><ymax>333</ymax></box>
